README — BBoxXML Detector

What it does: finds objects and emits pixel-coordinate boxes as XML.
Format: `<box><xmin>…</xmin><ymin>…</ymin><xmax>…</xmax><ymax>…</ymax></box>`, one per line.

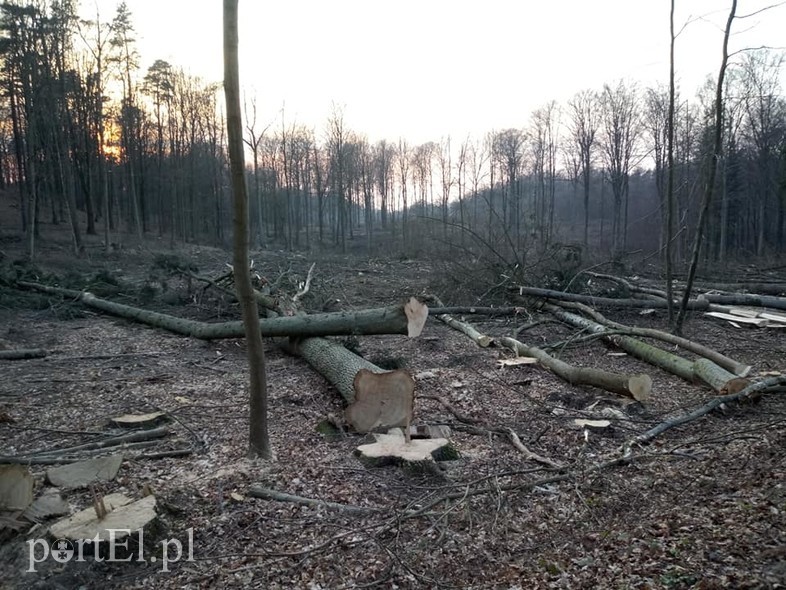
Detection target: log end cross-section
<box><xmin>345</xmin><ymin>369</ymin><xmax>415</xmax><ymax>442</ymax></box>
<box><xmin>404</xmin><ymin>297</ymin><xmax>429</xmax><ymax>338</ymax></box>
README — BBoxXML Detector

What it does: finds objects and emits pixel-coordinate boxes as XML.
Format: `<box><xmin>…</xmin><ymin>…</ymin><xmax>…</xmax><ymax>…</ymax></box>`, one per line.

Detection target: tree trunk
<box><xmin>544</xmin><ymin>304</ymin><xmax>744</xmax><ymax>393</ymax></box>
<box><xmin>17</xmin><ymin>282</ymin><xmax>427</xmax><ymax>340</ymax></box>
<box><xmin>497</xmin><ymin>336</ymin><xmax>651</xmax><ymax>401</ymax></box>
<box><xmin>224</xmin><ymin>0</ymin><xmax>270</xmax><ymax>459</ymax></box>
<box><xmin>553</xmin><ymin>300</ymin><xmax>750</xmax><ymax>377</ymax></box>
<box><xmin>516</xmin><ymin>286</ymin><xmax>709</xmax><ymax>310</ymax></box>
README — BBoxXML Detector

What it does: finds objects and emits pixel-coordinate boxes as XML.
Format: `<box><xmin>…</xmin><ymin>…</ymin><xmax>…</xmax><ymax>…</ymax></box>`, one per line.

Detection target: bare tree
<box><xmin>739</xmin><ymin>50</ymin><xmax>786</xmax><ymax>256</ymax></box>
<box><xmin>373</xmin><ymin>139</ymin><xmax>394</xmax><ymax>229</ymax></box>
<box><xmin>437</xmin><ymin>136</ymin><xmax>452</xmax><ymax>239</ymax></box>
<box><xmin>223</xmin><ymin>0</ymin><xmax>270</xmax><ymax>459</ymax></box>
<box><xmin>566</xmin><ymin>90</ymin><xmax>600</xmax><ymax>247</ymax></box>
<box><xmin>396</xmin><ymin>138</ymin><xmax>410</xmax><ymax>242</ymax></box>
<box><xmin>674</xmin><ymin>0</ymin><xmax>737</xmax><ymax>334</ymax></box>
<box><xmin>600</xmin><ymin>80</ymin><xmax>640</xmax><ymax>256</ymax></box>
<box><xmin>243</xmin><ymin>94</ymin><xmax>269</xmax><ymax>248</ymax></box>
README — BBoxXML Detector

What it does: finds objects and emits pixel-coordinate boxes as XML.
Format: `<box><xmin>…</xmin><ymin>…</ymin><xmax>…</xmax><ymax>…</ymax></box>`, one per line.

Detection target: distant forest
<box><xmin>1</xmin><ymin>0</ymin><xmax>785</xmax><ymax>265</ymax></box>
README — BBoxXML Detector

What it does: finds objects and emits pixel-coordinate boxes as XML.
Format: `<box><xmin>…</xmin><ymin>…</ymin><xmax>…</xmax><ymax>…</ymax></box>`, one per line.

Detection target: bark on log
<box><xmin>17</xmin><ymin>282</ymin><xmax>425</xmax><ymax>340</ymax></box>
<box><xmin>427</xmin><ymin>295</ymin><xmax>492</xmax><ymax>347</ymax></box>
<box><xmin>0</xmin><ymin>348</ymin><xmax>47</xmax><ymax>360</ymax></box>
<box><xmin>497</xmin><ymin>336</ymin><xmax>652</xmax><ymax>401</ymax></box>
<box><xmin>543</xmin><ymin>304</ymin><xmax>744</xmax><ymax>393</ymax></box>
<box><xmin>700</xmin><ymin>293</ymin><xmax>786</xmax><ymax>311</ymax></box>
<box><xmin>516</xmin><ymin>286</ymin><xmax>710</xmax><ymax>310</ymax></box>
<box><xmin>554</xmin><ymin>300</ymin><xmax>751</xmax><ymax>377</ymax></box>
<box><xmin>692</xmin><ymin>282</ymin><xmax>786</xmax><ymax>296</ymax></box>
<box><xmin>286</xmin><ymin>337</ymin><xmax>381</xmax><ymax>404</ymax></box>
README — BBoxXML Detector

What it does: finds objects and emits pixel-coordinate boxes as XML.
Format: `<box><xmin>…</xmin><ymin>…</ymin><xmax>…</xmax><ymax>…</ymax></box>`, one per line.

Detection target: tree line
<box><xmin>1</xmin><ymin>0</ymin><xmax>784</xmax><ymax>264</ymax></box>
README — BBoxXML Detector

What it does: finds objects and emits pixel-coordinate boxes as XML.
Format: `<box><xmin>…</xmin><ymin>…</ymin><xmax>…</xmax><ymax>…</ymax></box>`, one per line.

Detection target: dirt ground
<box><xmin>1</xmin><ymin>228</ymin><xmax>785</xmax><ymax>589</ymax></box>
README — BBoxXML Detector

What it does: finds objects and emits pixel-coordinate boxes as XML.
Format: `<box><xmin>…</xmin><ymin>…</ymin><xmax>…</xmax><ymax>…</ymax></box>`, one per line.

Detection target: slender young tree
<box><xmin>674</xmin><ymin>0</ymin><xmax>737</xmax><ymax>334</ymax></box>
<box><xmin>223</xmin><ymin>0</ymin><xmax>271</xmax><ymax>459</ymax></box>
<box><xmin>665</xmin><ymin>0</ymin><xmax>677</xmax><ymax>326</ymax></box>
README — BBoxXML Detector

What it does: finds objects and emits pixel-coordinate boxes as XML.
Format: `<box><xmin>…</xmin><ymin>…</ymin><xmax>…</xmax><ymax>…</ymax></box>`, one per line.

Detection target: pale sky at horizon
<box><xmin>91</xmin><ymin>0</ymin><xmax>786</xmax><ymax>145</ymax></box>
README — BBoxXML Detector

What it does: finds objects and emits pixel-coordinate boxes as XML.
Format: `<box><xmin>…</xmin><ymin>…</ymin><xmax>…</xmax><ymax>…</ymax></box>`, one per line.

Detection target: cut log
<box><xmin>16</xmin><ymin>282</ymin><xmax>427</xmax><ymax>340</ymax></box>
<box><xmin>45</xmin><ymin>454</ymin><xmax>123</xmax><ymax>489</ymax></box>
<box><xmin>0</xmin><ymin>349</ymin><xmax>47</xmax><ymax>360</ymax></box>
<box><xmin>355</xmin><ymin>429</ymin><xmax>452</xmax><ymax>469</ymax></box>
<box><xmin>516</xmin><ymin>286</ymin><xmax>709</xmax><ymax>310</ymax></box>
<box><xmin>346</xmin><ymin>369</ymin><xmax>414</xmax><ymax>442</ymax></box>
<box><xmin>543</xmin><ymin>304</ymin><xmax>742</xmax><ymax>393</ymax></box>
<box><xmin>49</xmin><ymin>493</ymin><xmax>157</xmax><ymax>545</ymax></box>
<box><xmin>286</xmin><ymin>337</ymin><xmax>381</xmax><ymax>404</ymax></box>
<box><xmin>693</xmin><ymin>282</ymin><xmax>786</xmax><ymax>296</ymax></box>
<box><xmin>705</xmin><ymin>311</ymin><xmax>768</xmax><ymax>327</ymax></box>
<box><xmin>497</xmin><ymin>337</ymin><xmax>652</xmax><ymax>401</ymax></box>
<box><xmin>554</xmin><ymin>301</ymin><xmax>751</xmax><ymax>377</ymax></box>
<box><xmin>286</xmin><ymin>337</ymin><xmax>417</xmax><ymax>438</ymax></box>
<box><xmin>701</xmin><ymin>293</ymin><xmax>786</xmax><ymax>310</ymax></box>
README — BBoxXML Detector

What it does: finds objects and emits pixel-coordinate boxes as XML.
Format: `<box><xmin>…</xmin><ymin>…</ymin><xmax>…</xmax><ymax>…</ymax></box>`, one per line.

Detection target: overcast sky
<box><xmin>90</xmin><ymin>0</ymin><xmax>786</xmax><ymax>144</ymax></box>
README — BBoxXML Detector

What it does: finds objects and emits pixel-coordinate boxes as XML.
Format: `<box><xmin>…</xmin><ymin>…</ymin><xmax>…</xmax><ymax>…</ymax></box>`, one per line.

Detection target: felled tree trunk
<box><xmin>554</xmin><ymin>300</ymin><xmax>751</xmax><ymax>377</ymax></box>
<box><xmin>700</xmin><ymin>292</ymin><xmax>786</xmax><ymax>311</ymax></box>
<box><xmin>17</xmin><ymin>282</ymin><xmax>426</xmax><ymax>340</ymax></box>
<box><xmin>544</xmin><ymin>304</ymin><xmax>746</xmax><ymax>393</ymax></box>
<box><xmin>286</xmin><ymin>337</ymin><xmax>380</xmax><ymax>404</ymax></box>
<box><xmin>516</xmin><ymin>286</ymin><xmax>710</xmax><ymax>310</ymax></box>
<box><xmin>0</xmin><ymin>348</ymin><xmax>47</xmax><ymax>360</ymax></box>
<box><xmin>497</xmin><ymin>336</ymin><xmax>652</xmax><ymax>401</ymax></box>
<box><xmin>287</xmin><ymin>336</ymin><xmax>452</xmax><ymax>462</ymax></box>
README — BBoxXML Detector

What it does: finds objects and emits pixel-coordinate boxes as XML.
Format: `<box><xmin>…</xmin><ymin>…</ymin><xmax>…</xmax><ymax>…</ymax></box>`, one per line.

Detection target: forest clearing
<box><xmin>1</xmin><ymin>221</ymin><xmax>785</xmax><ymax>589</ymax></box>
<box><xmin>2</xmin><ymin>0</ymin><xmax>786</xmax><ymax>588</ymax></box>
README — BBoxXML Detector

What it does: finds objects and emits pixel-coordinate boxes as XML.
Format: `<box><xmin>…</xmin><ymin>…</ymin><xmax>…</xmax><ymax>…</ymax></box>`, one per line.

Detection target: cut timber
<box><xmin>544</xmin><ymin>304</ymin><xmax>741</xmax><ymax>393</ymax></box>
<box><xmin>285</xmin><ymin>336</ymin><xmax>419</xmax><ymax>436</ymax></box>
<box><xmin>0</xmin><ymin>348</ymin><xmax>47</xmax><ymax>360</ymax></box>
<box><xmin>497</xmin><ymin>337</ymin><xmax>651</xmax><ymax>401</ymax></box>
<box><xmin>16</xmin><ymin>282</ymin><xmax>426</xmax><ymax>340</ymax></box>
<box><xmin>49</xmin><ymin>493</ymin><xmax>157</xmax><ymax>543</ymax></box>
<box><xmin>355</xmin><ymin>429</ymin><xmax>452</xmax><ymax>468</ymax></box>
<box><xmin>0</xmin><ymin>465</ymin><xmax>33</xmax><ymax>511</ymax></box>
<box><xmin>761</xmin><ymin>312</ymin><xmax>786</xmax><ymax>324</ymax></box>
<box><xmin>705</xmin><ymin>312</ymin><xmax>768</xmax><ymax>327</ymax></box>
<box><xmin>693</xmin><ymin>281</ymin><xmax>786</xmax><ymax>296</ymax></box>
<box><xmin>403</xmin><ymin>297</ymin><xmax>429</xmax><ymax>337</ymax></box>
<box><xmin>701</xmin><ymin>293</ymin><xmax>786</xmax><ymax>311</ymax></box>
<box><xmin>555</xmin><ymin>300</ymin><xmax>751</xmax><ymax>376</ymax></box>
<box><xmin>346</xmin><ymin>369</ymin><xmax>414</xmax><ymax>442</ymax></box>
<box><xmin>45</xmin><ymin>454</ymin><xmax>123</xmax><ymax>489</ymax></box>
<box><xmin>516</xmin><ymin>286</ymin><xmax>710</xmax><ymax>310</ymax></box>
<box><xmin>286</xmin><ymin>337</ymin><xmax>381</xmax><ymax>403</ymax></box>
<box><xmin>110</xmin><ymin>412</ymin><xmax>168</xmax><ymax>428</ymax></box>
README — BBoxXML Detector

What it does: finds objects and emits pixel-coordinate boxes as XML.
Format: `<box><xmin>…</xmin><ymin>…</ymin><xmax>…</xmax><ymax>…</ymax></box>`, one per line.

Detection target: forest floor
<box><xmin>0</xmin><ymin>224</ymin><xmax>785</xmax><ymax>589</ymax></box>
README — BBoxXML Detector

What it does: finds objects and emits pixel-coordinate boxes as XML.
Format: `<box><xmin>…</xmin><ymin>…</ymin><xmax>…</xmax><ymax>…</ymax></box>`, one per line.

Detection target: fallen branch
<box><xmin>629</xmin><ymin>376</ymin><xmax>786</xmax><ymax>447</ymax></box>
<box><xmin>19</xmin><ymin>426</ymin><xmax>171</xmax><ymax>458</ymax></box>
<box><xmin>248</xmin><ymin>486</ymin><xmax>379</xmax><ymax>515</ymax></box>
<box><xmin>426</xmin><ymin>295</ymin><xmax>492</xmax><ymax>347</ymax></box>
<box><xmin>503</xmin><ymin>428</ymin><xmax>563</xmax><ymax>468</ymax></box>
